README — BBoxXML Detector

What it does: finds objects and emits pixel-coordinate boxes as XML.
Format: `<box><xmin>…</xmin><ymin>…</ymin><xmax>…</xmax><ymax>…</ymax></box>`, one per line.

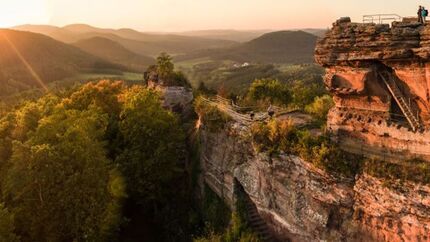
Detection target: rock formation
<box><xmin>315</xmin><ymin>17</ymin><xmax>430</xmax><ymax>161</ymax></box>
<box><xmin>199</xmin><ymin>121</ymin><xmax>430</xmax><ymax>241</ymax></box>
<box><xmin>144</xmin><ymin>67</ymin><xmax>194</xmax><ymax>114</ymax></box>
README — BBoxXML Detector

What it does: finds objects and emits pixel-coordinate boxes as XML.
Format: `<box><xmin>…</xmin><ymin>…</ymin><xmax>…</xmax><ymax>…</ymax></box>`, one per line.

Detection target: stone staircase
<box><xmin>242</xmin><ymin>194</ymin><xmax>276</xmax><ymax>242</ymax></box>
<box><xmin>379</xmin><ymin>71</ymin><xmax>422</xmax><ymax>132</ymax></box>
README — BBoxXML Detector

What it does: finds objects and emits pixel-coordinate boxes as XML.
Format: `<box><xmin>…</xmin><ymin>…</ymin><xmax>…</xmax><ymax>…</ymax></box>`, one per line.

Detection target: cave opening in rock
<box><xmin>233</xmin><ymin>179</ymin><xmax>276</xmax><ymax>241</ymax></box>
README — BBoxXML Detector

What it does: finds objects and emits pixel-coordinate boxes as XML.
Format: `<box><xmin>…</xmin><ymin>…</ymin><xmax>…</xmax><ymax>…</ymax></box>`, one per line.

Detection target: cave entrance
<box><xmin>233</xmin><ymin>179</ymin><xmax>275</xmax><ymax>241</ymax></box>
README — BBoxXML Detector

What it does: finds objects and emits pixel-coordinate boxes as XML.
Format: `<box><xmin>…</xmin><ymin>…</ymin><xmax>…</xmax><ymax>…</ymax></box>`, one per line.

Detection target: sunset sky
<box><xmin>0</xmin><ymin>0</ymin><xmax>429</xmax><ymax>31</ymax></box>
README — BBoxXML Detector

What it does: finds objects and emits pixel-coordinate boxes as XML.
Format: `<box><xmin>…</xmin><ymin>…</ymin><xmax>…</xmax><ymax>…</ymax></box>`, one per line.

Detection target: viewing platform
<box><xmin>363</xmin><ymin>14</ymin><xmax>402</xmax><ymax>24</ymax></box>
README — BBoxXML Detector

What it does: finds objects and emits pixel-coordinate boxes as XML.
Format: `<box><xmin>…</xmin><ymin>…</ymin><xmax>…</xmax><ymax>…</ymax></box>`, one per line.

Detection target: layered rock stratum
<box><xmin>199</xmin><ymin>121</ymin><xmax>430</xmax><ymax>241</ymax></box>
<box><xmin>315</xmin><ymin>17</ymin><xmax>430</xmax><ymax>161</ymax></box>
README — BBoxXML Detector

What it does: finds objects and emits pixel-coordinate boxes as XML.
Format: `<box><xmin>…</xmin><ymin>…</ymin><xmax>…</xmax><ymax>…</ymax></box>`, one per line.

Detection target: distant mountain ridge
<box><xmin>178</xmin><ymin>28</ymin><xmax>326</xmax><ymax>42</ymax></box>
<box><xmin>176</xmin><ymin>30</ymin><xmax>318</xmax><ymax>64</ymax></box>
<box><xmin>73</xmin><ymin>37</ymin><xmax>155</xmax><ymax>71</ymax></box>
<box><xmin>0</xmin><ymin>29</ymin><xmax>126</xmax><ymax>96</ymax></box>
<box><xmin>13</xmin><ymin>24</ymin><xmax>325</xmax><ymax>58</ymax></box>
<box><xmin>13</xmin><ymin>24</ymin><xmax>238</xmax><ymax>56</ymax></box>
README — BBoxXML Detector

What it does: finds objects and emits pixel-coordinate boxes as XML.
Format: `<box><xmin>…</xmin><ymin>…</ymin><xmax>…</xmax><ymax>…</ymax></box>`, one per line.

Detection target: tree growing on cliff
<box><xmin>157</xmin><ymin>52</ymin><xmax>175</xmax><ymax>78</ymax></box>
<box><xmin>116</xmin><ymin>86</ymin><xmax>185</xmax><ymax>204</ymax></box>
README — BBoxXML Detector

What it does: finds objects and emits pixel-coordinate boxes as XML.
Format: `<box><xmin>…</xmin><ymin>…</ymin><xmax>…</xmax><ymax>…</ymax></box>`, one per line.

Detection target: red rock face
<box><xmin>200</xmin><ymin>122</ymin><xmax>430</xmax><ymax>241</ymax></box>
<box><xmin>316</xmin><ymin>18</ymin><xmax>430</xmax><ymax>161</ymax></box>
<box><xmin>354</xmin><ymin>174</ymin><xmax>430</xmax><ymax>242</ymax></box>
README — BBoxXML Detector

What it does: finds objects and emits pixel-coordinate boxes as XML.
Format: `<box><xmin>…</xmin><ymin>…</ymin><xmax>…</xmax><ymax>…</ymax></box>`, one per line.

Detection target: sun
<box><xmin>0</xmin><ymin>0</ymin><xmax>50</xmax><ymax>28</ymax></box>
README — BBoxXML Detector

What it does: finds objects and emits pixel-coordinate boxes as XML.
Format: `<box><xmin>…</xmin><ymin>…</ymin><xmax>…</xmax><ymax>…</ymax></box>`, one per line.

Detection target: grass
<box><xmin>251</xmin><ymin>119</ymin><xmax>363</xmax><ymax>178</ymax></box>
<box><xmin>364</xmin><ymin>158</ymin><xmax>430</xmax><ymax>185</ymax></box>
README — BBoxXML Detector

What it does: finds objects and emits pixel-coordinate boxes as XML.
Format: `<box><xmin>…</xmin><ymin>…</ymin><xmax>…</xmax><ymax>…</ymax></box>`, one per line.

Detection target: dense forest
<box><xmin>0</xmin><ymin>80</ymin><xmax>196</xmax><ymax>241</ymax></box>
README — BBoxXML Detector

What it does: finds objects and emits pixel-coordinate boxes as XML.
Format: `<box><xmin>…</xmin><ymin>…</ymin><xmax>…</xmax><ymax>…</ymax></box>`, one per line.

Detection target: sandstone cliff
<box><xmin>315</xmin><ymin>17</ymin><xmax>430</xmax><ymax>161</ymax></box>
<box><xmin>199</xmin><ymin>121</ymin><xmax>430</xmax><ymax>241</ymax></box>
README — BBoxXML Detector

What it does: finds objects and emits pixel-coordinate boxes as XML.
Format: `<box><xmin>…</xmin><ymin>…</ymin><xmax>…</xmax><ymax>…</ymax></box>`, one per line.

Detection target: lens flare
<box><xmin>0</xmin><ymin>32</ymin><xmax>49</xmax><ymax>92</ymax></box>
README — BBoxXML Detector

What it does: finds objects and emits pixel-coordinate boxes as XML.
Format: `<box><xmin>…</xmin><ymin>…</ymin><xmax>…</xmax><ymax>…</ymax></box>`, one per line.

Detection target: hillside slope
<box><xmin>73</xmin><ymin>37</ymin><xmax>155</xmax><ymax>71</ymax></box>
<box><xmin>231</xmin><ymin>31</ymin><xmax>318</xmax><ymax>63</ymax></box>
<box><xmin>0</xmin><ymin>29</ymin><xmax>125</xmax><ymax>96</ymax></box>
<box><xmin>13</xmin><ymin>24</ymin><xmax>237</xmax><ymax>56</ymax></box>
<box><xmin>176</xmin><ymin>31</ymin><xmax>318</xmax><ymax>64</ymax></box>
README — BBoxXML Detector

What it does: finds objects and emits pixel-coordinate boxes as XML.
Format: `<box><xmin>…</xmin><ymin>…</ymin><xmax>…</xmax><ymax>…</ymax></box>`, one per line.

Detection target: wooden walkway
<box><xmin>201</xmin><ymin>96</ymin><xmax>301</xmax><ymax>126</ymax></box>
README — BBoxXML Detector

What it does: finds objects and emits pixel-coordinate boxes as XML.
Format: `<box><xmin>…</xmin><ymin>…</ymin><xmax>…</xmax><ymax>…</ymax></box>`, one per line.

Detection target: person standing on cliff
<box><xmin>418</xmin><ymin>6</ymin><xmax>423</xmax><ymax>24</ymax></box>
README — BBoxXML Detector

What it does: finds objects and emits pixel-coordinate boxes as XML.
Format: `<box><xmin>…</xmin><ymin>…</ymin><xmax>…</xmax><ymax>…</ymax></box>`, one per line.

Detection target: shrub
<box><xmin>251</xmin><ymin>119</ymin><xmax>296</xmax><ymax>154</ymax></box>
<box><xmin>246</xmin><ymin>79</ymin><xmax>291</xmax><ymax>107</ymax></box>
<box><xmin>305</xmin><ymin>95</ymin><xmax>334</xmax><ymax>123</ymax></box>
<box><xmin>251</xmin><ymin>120</ymin><xmax>362</xmax><ymax>177</ymax></box>
<box><xmin>195</xmin><ymin>97</ymin><xmax>232</xmax><ymax>132</ymax></box>
<box><xmin>364</xmin><ymin>158</ymin><xmax>430</xmax><ymax>185</ymax></box>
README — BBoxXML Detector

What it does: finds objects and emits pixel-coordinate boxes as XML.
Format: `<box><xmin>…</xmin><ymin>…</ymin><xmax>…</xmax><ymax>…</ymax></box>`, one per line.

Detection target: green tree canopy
<box><xmin>2</xmin><ymin>107</ymin><xmax>124</xmax><ymax>241</ymax></box>
<box><xmin>156</xmin><ymin>52</ymin><xmax>174</xmax><ymax>78</ymax></box>
<box><xmin>0</xmin><ymin>80</ymin><xmax>188</xmax><ymax>241</ymax></box>
<box><xmin>246</xmin><ymin>79</ymin><xmax>291</xmax><ymax>106</ymax></box>
<box><xmin>116</xmin><ymin>86</ymin><xmax>185</xmax><ymax>204</ymax></box>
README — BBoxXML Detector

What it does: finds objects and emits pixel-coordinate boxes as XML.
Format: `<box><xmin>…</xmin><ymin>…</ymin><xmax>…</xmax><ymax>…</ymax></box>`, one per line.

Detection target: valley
<box><xmin>2</xmin><ymin>2</ymin><xmax>430</xmax><ymax>241</ymax></box>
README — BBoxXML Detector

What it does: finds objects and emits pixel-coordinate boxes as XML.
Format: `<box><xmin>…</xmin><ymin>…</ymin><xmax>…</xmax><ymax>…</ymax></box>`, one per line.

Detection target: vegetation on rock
<box><xmin>194</xmin><ymin>97</ymin><xmax>232</xmax><ymax>132</ymax></box>
<box><xmin>251</xmin><ymin>119</ymin><xmax>362</xmax><ymax>177</ymax></box>
<box><xmin>364</xmin><ymin>158</ymin><xmax>430</xmax><ymax>185</ymax></box>
<box><xmin>146</xmin><ymin>53</ymin><xmax>192</xmax><ymax>87</ymax></box>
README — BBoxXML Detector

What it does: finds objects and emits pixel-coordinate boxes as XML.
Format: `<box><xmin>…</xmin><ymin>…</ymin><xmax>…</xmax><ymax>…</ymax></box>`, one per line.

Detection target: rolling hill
<box><xmin>73</xmin><ymin>37</ymin><xmax>155</xmax><ymax>71</ymax></box>
<box><xmin>176</xmin><ymin>30</ymin><xmax>318</xmax><ymax>64</ymax></box>
<box><xmin>13</xmin><ymin>24</ymin><xmax>238</xmax><ymax>56</ymax></box>
<box><xmin>0</xmin><ymin>29</ymin><xmax>126</xmax><ymax>96</ymax></box>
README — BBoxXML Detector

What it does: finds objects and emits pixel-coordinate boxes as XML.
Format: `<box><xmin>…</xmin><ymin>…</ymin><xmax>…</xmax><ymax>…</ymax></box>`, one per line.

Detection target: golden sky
<box><xmin>0</xmin><ymin>0</ymin><xmax>429</xmax><ymax>31</ymax></box>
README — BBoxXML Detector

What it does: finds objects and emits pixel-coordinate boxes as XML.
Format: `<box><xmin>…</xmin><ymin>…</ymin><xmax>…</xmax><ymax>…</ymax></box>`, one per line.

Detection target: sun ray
<box><xmin>0</xmin><ymin>32</ymin><xmax>49</xmax><ymax>92</ymax></box>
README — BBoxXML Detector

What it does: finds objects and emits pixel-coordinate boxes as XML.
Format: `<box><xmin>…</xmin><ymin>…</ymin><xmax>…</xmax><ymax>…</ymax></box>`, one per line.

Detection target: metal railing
<box><xmin>200</xmin><ymin>96</ymin><xmax>296</xmax><ymax>125</ymax></box>
<box><xmin>363</xmin><ymin>14</ymin><xmax>402</xmax><ymax>24</ymax></box>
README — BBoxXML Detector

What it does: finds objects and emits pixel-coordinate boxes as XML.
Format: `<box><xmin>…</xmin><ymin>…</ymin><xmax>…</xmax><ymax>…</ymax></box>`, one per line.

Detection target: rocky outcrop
<box><xmin>158</xmin><ymin>86</ymin><xmax>193</xmax><ymax>112</ymax></box>
<box><xmin>199</xmin><ymin>122</ymin><xmax>430</xmax><ymax>241</ymax></box>
<box><xmin>315</xmin><ymin>18</ymin><xmax>430</xmax><ymax>161</ymax></box>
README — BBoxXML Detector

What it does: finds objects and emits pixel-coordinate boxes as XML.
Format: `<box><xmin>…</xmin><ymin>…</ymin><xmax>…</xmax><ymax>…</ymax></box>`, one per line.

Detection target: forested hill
<box><xmin>176</xmin><ymin>30</ymin><xmax>318</xmax><ymax>64</ymax></box>
<box><xmin>0</xmin><ymin>29</ymin><xmax>125</xmax><ymax>96</ymax></box>
<box><xmin>233</xmin><ymin>31</ymin><xmax>318</xmax><ymax>63</ymax></box>
<box><xmin>13</xmin><ymin>24</ymin><xmax>238</xmax><ymax>56</ymax></box>
<box><xmin>73</xmin><ymin>37</ymin><xmax>155</xmax><ymax>71</ymax></box>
